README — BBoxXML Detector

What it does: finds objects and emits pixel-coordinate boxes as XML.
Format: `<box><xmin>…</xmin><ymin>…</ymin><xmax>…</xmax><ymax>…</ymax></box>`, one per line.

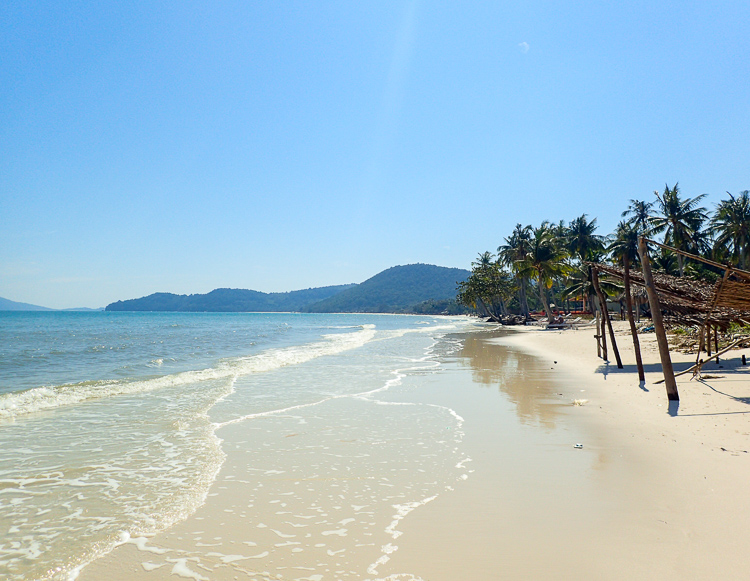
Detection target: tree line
<box><xmin>457</xmin><ymin>184</ymin><xmax>750</xmax><ymax>322</ymax></box>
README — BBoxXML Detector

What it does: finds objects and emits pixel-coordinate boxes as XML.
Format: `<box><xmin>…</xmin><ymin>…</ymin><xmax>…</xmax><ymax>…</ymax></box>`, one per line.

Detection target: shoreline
<box><xmin>77</xmin><ymin>321</ymin><xmax>750</xmax><ymax>580</ymax></box>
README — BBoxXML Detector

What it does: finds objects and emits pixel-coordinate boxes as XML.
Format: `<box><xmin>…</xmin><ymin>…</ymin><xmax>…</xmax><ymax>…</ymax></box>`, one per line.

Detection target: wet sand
<box><xmin>79</xmin><ymin>324</ymin><xmax>750</xmax><ymax>580</ymax></box>
<box><xmin>382</xmin><ymin>323</ymin><xmax>750</xmax><ymax>580</ymax></box>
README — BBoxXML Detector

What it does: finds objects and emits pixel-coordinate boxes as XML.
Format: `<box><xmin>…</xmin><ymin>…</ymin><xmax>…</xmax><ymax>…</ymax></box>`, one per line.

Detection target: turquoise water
<box><xmin>0</xmin><ymin>312</ymin><xmax>474</xmax><ymax>580</ymax></box>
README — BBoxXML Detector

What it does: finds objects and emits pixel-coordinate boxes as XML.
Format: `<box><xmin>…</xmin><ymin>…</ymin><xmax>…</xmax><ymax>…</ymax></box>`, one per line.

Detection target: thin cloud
<box><xmin>518</xmin><ymin>41</ymin><xmax>530</xmax><ymax>54</ymax></box>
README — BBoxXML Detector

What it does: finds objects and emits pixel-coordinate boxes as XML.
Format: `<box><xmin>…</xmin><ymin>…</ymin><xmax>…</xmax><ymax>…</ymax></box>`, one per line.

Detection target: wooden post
<box><xmin>696</xmin><ymin>324</ymin><xmax>706</xmax><ymax>365</ymax></box>
<box><xmin>638</xmin><ymin>237</ymin><xmax>679</xmax><ymax>401</ymax></box>
<box><xmin>592</xmin><ymin>267</ymin><xmax>623</xmax><ymax>369</ymax></box>
<box><xmin>714</xmin><ymin>325</ymin><xmax>720</xmax><ymax>363</ymax></box>
<box><xmin>624</xmin><ymin>254</ymin><xmax>645</xmax><ymax>382</ymax></box>
<box><xmin>598</xmin><ymin>299</ymin><xmax>608</xmax><ymax>361</ymax></box>
<box><xmin>698</xmin><ymin>270</ymin><xmax>730</xmax><ymax>366</ymax></box>
<box><xmin>596</xmin><ymin>310</ymin><xmax>602</xmax><ymax>358</ymax></box>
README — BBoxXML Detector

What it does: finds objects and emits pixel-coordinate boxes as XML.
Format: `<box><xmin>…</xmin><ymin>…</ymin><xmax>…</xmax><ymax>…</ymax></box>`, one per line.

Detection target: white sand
<box><xmin>380</xmin><ymin>321</ymin><xmax>750</xmax><ymax>580</ymax></box>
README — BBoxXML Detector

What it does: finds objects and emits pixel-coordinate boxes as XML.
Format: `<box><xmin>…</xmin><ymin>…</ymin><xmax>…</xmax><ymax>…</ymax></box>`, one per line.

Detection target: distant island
<box><xmin>105</xmin><ymin>264</ymin><xmax>471</xmax><ymax>314</ymax></box>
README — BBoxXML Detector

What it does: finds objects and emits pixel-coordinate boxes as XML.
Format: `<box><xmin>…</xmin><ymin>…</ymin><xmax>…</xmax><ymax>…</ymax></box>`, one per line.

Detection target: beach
<box><xmin>75</xmin><ymin>319</ymin><xmax>750</xmax><ymax>580</ymax></box>
<box><xmin>4</xmin><ymin>313</ymin><xmax>750</xmax><ymax>580</ymax></box>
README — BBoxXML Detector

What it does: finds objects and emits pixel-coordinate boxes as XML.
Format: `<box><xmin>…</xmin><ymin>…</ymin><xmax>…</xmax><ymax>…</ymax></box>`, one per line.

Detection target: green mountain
<box><xmin>105</xmin><ymin>264</ymin><xmax>470</xmax><ymax>313</ymax></box>
<box><xmin>303</xmin><ymin>264</ymin><xmax>470</xmax><ymax>313</ymax></box>
<box><xmin>0</xmin><ymin>297</ymin><xmax>54</xmax><ymax>311</ymax></box>
<box><xmin>105</xmin><ymin>284</ymin><xmax>356</xmax><ymax>312</ymax></box>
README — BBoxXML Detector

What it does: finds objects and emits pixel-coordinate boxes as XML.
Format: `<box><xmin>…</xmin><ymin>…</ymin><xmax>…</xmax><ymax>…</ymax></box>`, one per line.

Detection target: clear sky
<box><xmin>2</xmin><ymin>1</ymin><xmax>749</xmax><ymax>309</ymax></box>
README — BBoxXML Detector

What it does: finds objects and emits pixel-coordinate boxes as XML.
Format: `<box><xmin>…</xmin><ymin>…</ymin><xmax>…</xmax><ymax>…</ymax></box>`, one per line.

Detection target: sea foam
<box><xmin>0</xmin><ymin>325</ymin><xmax>376</xmax><ymax>421</ymax></box>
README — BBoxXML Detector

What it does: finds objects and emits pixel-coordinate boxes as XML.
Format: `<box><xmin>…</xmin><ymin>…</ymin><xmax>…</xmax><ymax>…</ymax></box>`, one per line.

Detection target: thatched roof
<box><xmin>590</xmin><ymin>244</ymin><xmax>750</xmax><ymax>331</ymax></box>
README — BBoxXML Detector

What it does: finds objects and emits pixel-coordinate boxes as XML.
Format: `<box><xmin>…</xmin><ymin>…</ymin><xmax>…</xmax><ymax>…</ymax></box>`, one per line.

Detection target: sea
<box><xmin>0</xmin><ymin>311</ymin><xmax>479</xmax><ymax>580</ymax></box>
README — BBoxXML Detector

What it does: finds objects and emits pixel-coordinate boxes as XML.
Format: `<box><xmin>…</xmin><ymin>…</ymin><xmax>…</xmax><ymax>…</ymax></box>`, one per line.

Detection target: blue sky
<box><xmin>2</xmin><ymin>1</ymin><xmax>749</xmax><ymax>308</ymax></box>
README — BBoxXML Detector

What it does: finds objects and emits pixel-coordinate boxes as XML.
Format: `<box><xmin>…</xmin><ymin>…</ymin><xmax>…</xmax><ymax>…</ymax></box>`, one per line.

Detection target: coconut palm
<box><xmin>566</xmin><ymin>214</ymin><xmax>605</xmax><ymax>312</ymax></box>
<box><xmin>649</xmin><ymin>183</ymin><xmax>708</xmax><ymax>275</ymax></box>
<box><xmin>621</xmin><ymin>199</ymin><xmax>654</xmax><ymax>234</ymax></box>
<box><xmin>473</xmin><ymin>251</ymin><xmax>495</xmax><ymax>269</ymax></box>
<box><xmin>498</xmin><ymin>224</ymin><xmax>533</xmax><ymax>318</ymax></box>
<box><xmin>567</xmin><ymin>214</ymin><xmax>605</xmax><ymax>262</ymax></box>
<box><xmin>458</xmin><ymin>254</ymin><xmax>515</xmax><ymax>320</ymax></box>
<box><xmin>516</xmin><ymin>222</ymin><xmax>572</xmax><ymax>319</ymax></box>
<box><xmin>711</xmin><ymin>191</ymin><xmax>750</xmax><ymax>270</ymax></box>
<box><xmin>609</xmin><ymin>221</ymin><xmax>645</xmax><ymax>380</ymax></box>
<box><xmin>652</xmin><ymin>248</ymin><xmax>680</xmax><ymax>276</ymax></box>
<box><xmin>560</xmin><ymin>265</ymin><xmax>597</xmax><ymax>314</ymax></box>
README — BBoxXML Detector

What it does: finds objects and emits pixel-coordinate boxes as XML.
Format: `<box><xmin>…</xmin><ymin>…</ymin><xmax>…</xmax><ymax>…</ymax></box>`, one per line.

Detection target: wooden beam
<box><xmin>641</xmin><ymin>238</ymin><xmax>750</xmax><ymax>280</ymax></box>
<box><xmin>592</xmin><ymin>266</ymin><xmax>623</xmax><ymax>368</ymax></box>
<box><xmin>623</xmin><ymin>254</ymin><xmax>645</xmax><ymax>381</ymax></box>
<box><xmin>638</xmin><ymin>237</ymin><xmax>679</xmax><ymax>400</ymax></box>
<box><xmin>600</xmin><ymin>297</ymin><xmax>607</xmax><ymax>360</ymax></box>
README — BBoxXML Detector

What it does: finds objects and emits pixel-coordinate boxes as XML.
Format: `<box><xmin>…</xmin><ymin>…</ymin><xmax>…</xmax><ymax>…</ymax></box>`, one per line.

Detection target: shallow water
<box><xmin>0</xmin><ymin>312</ymin><xmax>476</xmax><ymax>580</ymax></box>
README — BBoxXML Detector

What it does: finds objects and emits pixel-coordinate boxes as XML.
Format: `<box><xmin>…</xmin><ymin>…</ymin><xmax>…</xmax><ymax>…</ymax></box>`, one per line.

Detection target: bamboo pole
<box><xmin>638</xmin><ymin>237</ymin><xmax>679</xmax><ymax>400</ymax></box>
<box><xmin>592</xmin><ymin>267</ymin><xmax>623</xmax><ymax>368</ymax></box>
<box><xmin>624</xmin><ymin>254</ymin><xmax>645</xmax><ymax>381</ymax></box>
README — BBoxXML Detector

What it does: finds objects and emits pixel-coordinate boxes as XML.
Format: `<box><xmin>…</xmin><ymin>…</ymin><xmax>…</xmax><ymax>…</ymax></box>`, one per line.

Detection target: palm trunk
<box><xmin>518</xmin><ymin>276</ymin><xmax>530</xmax><ymax>318</ymax></box>
<box><xmin>476</xmin><ymin>297</ymin><xmax>499</xmax><ymax>322</ymax></box>
<box><xmin>538</xmin><ymin>275</ymin><xmax>553</xmax><ymax>319</ymax></box>
<box><xmin>638</xmin><ymin>237</ymin><xmax>679</xmax><ymax>400</ymax></box>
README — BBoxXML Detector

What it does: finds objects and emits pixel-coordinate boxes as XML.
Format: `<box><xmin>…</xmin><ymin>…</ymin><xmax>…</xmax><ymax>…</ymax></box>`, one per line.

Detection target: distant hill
<box><xmin>0</xmin><ymin>297</ymin><xmax>54</xmax><ymax>311</ymax></box>
<box><xmin>105</xmin><ymin>284</ymin><xmax>356</xmax><ymax>312</ymax></box>
<box><xmin>303</xmin><ymin>264</ymin><xmax>470</xmax><ymax>313</ymax></box>
<box><xmin>104</xmin><ymin>264</ymin><xmax>470</xmax><ymax>314</ymax></box>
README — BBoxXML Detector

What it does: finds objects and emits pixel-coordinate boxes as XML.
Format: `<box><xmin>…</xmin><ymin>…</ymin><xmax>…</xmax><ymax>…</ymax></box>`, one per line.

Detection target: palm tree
<box><xmin>621</xmin><ymin>199</ymin><xmax>654</xmax><ymax>234</ymax></box>
<box><xmin>566</xmin><ymin>214</ymin><xmax>605</xmax><ymax>262</ymax></box>
<box><xmin>652</xmin><ymin>248</ymin><xmax>680</xmax><ymax>276</ymax></box>
<box><xmin>649</xmin><ymin>183</ymin><xmax>708</xmax><ymax>276</ymax></box>
<box><xmin>458</xmin><ymin>253</ymin><xmax>515</xmax><ymax>320</ymax></box>
<box><xmin>498</xmin><ymin>224</ymin><xmax>532</xmax><ymax>318</ymax></box>
<box><xmin>566</xmin><ymin>214</ymin><xmax>605</xmax><ymax>313</ymax></box>
<box><xmin>473</xmin><ymin>251</ymin><xmax>496</xmax><ymax>270</ymax></box>
<box><xmin>609</xmin><ymin>221</ymin><xmax>645</xmax><ymax>380</ymax></box>
<box><xmin>516</xmin><ymin>222</ymin><xmax>571</xmax><ymax>319</ymax></box>
<box><xmin>711</xmin><ymin>191</ymin><xmax>750</xmax><ymax>270</ymax></box>
<box><xmin>560</xmin><ymin>265</ymin><xmax>597</xmax><ymax>314</ymax></box>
